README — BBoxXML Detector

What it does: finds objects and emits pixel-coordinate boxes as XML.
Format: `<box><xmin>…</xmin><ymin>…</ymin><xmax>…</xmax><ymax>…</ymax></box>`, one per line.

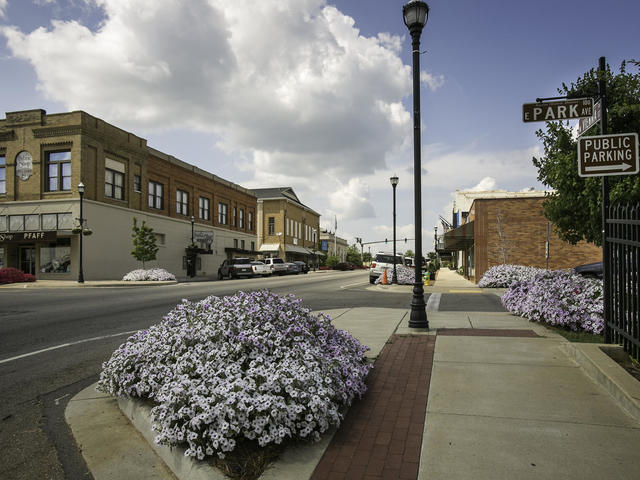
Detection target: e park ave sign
<box><xmin>578</xmin><ymin>133</ymin><xmax>639</xmax><ymax>177</ymax></box>
<box><xmin>522</xmin><ymin>98</ymin><xmax>594</xmax><ymax>123</ymax></box>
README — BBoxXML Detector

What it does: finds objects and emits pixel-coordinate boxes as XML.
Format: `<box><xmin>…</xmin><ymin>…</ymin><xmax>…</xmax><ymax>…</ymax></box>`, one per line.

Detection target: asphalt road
<box><xmin>0</xmin><ymin>270</ymin><xmax>505</xmax><ymax>479</ymax></box>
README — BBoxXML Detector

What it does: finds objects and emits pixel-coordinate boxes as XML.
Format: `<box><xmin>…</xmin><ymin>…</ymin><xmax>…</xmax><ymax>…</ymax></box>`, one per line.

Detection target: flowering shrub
<box><xmin>98</xmin><ymin>290</ymin><xmax>371</xmax><ymax>462</ymax></box>
<box><xmin>122</xmin><ymin>268</ymin><xmax>176</xmax><ymax>281</ymax></box>
<box><xmin>501</xmin><ymin>269</ymin><xmax>603</xmax><ymax>334</ymax></box>
<box><xmin>374</xmin><ymin>264</ymin><xmax>417</xmax><ymax>285</ymax></box>
<box><xmin>0</xmin><ymin>267</ymin><xmax>35</xmax><ymax>284</ymax></box>
<box><xmin>478</xmin><ymin>264</ymin><xmax>545</xmax><ymax>288</ymax></box>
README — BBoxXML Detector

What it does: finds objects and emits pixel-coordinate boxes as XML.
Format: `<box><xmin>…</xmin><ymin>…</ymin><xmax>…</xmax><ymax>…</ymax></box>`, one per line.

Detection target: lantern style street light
<box><xmin>403</xmin><ymin>0</ymin><xmax>429</xmax><ymax>328</ymax></box>
<box><xmin>77</xmin><ymin>182</ymin><xmax>85</xmax><ymax>283</ymax></box>
<box><xmin>390</xmin><ymin>175</ymin><xmax>399</xmax><ymax>284</ymax></box>
<box><xmin>190</xmin><ymin>215</ymin><xmax>195</xmax><ymax>245</ymax></box>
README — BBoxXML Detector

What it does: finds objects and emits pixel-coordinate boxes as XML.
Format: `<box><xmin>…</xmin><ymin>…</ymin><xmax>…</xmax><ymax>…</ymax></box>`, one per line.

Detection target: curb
<box><xmin>561</xmin><ymin>342</ymin><xmax>640</xmax><ymax>422</ymax></box>
<box><xmin>118</xmin><ymin>396</ymin><xmax>335</xmax><ymax>480</ymax></box>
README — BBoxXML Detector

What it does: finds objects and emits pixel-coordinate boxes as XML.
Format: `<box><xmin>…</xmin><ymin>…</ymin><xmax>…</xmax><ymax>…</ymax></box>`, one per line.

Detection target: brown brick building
<box><xmin>444</xmin><ymin>195</ymin><xmax>602</xmax><ymax>283</ymax></box>
<box><xmin>0</xmin><ymin>109</ymin><xmax>257</xmax><ymax>280</ymax></box>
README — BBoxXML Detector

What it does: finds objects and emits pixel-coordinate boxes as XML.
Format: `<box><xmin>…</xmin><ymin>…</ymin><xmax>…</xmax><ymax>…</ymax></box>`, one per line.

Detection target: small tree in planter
<box><xmin>131</xmin><ymin>218</ymin><xmax>158</xmax><ymax>269</ymax></box>
<box><xmin>325</xmin><ymin>255</ymin><xmax>339</xmax><ymax>268</ymax></box>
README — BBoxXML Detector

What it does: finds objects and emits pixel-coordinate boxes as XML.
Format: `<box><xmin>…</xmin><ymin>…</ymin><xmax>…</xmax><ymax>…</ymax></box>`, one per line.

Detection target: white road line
<box><xmin>340</xmin><ymin>282</ymin><xmax>369</xmax><ymax>289</ymax></box>
<box><xmin>426</xmin><ymin>292</ymin><xmax>441</xmax><ymax>311</ymax></box>
<box><xmin>0</xmin><ymin>330</ymin><xmax>138</xmax><ymax>365</ymax></box>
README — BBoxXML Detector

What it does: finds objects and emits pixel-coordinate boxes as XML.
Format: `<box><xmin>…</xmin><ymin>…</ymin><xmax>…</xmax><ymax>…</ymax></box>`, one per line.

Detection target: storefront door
<box><xmin>19</xmin><ymin>246</ymin><xmax>36</xmax><ymax>275</ymax></box>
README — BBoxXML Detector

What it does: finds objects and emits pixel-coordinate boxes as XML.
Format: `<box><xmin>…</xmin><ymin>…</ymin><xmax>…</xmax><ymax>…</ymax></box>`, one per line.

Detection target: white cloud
<box><xmin>0</xmin><ymin>0</ymin><xmax>7</xmax><ymax>19</ymax></box>
<box><xmin>420</xmin><ymin>70</ymin><xmax>444</xmax><ymax>91</ymax></box>
<box><xmin>469</xmin><ymin>176</ymin><xmax>497</xmax><ymax>191</ymax></box>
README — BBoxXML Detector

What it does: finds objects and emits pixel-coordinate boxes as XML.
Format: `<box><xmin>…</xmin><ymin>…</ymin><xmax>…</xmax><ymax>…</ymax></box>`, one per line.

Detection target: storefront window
<box><xmin>58</xmin><ymin>213</ymin><xmax>73</xmax><ymax>229</ymax></box>
<box><xmin>39</xmin><ymin>239</ymin><xmax>71</xmax><ymax>273</ymax></box>
<box><xmin>25</xmin><ymin>215</ymin><xmax>39</xmax><ymax>231</ymax></box>
<box><xmin>10</xmin><ymin>215</ymin><xmax>24</xmax><ymax>231</ymax></box>
<box><xmin>0</xmin><ymin>215</ymin><xmax>6</xmax><ymax>231</ymax></box>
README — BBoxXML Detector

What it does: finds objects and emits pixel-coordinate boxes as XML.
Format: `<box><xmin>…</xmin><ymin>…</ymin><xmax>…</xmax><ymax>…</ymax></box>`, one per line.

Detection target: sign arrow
<box><xmin>584</xmin><ymin>162</ymin><xmax>633</xmax><ymax>172</ymax></box>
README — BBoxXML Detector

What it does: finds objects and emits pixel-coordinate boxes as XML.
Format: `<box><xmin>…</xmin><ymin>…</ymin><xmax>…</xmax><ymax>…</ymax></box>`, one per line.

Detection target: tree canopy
<box><xmin>346</xmin><ymin>244</ymin><xmax>362</xmax><ymax>265</ymax></box>
<box><xmin>532</xmin><ymin>59</ymin><xmax>640</xmax><ymax>246</ymax></box>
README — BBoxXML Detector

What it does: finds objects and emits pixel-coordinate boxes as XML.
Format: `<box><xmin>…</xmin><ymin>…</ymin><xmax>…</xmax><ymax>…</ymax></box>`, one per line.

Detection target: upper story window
<box><xmin>46</xmin><ymin>150</ymin><xmax>71</xmax><ymax>192</ymax></box>
<box><xmin>218</xmin><ymin>202</ymin><xmax>228</xmax><ymax>225</ymax></box>
<box><xmin>148</xmin><ymin>181</ymin><xmax>164</xmax><ymax>209</ymax></box>
<box><xmin>176</xmin><ymin>189</ymin><xmax>189</xmax><ymax>216</ymax></box>
<box><xmin>0</xmin><ymin>155</ymin><xmax>5</xmax><ymax>194</ymax></box>
<box><xmin>133</xmin><ymin>174</ymin><xmax>141</xmax><ymax>192</ymax></box>
<box><xmin>105</xmin><ymin>169</ymin><xmax>125</xmax><ymax>200</ymax></box>
<box><xmin>248</xmin><ymin>212</ymin><xmax>253</xmax><ymax>231</ymax></box>
<box><xmin>268</xmin><ymin>217</ymin><xmax>275</xmax><ymax>235</ymax></box>
<box><xmin>239</xmin><ymin>209</ymin><xmax>245</xmax><ymax>229</ymax></box>
<box><xmin>199</xmin><ymin>197</ymin><xmax>210</xmax><ymax>220</ymax></box>
<box><xmin>232</xmin><ymin>206</ymin><xmax>237</xmax><ymax>227</ymax></box>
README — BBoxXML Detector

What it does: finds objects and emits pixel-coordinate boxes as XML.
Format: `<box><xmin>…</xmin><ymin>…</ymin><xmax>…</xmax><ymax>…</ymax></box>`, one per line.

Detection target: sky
<box><xmin>1</xmin><ymin>0</ymin><xmax>638</xmax><ymax>257</ymax></box>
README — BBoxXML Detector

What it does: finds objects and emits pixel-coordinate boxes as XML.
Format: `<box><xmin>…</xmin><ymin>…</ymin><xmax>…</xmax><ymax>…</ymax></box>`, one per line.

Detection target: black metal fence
<box><xmin>605</xmin><ymin>202</ymin><xmax>640</xmax><ymax>362</ymax></box>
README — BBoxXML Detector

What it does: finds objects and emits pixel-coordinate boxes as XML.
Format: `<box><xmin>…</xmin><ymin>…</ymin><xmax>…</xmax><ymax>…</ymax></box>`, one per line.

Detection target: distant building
<box><xmin>319</xmin><ymin>230</ymin><xmax>348</xmax><ymax>262</ymax></box>
<box><xmin>442</xmin><ymin>189</ymin><xmax>602</xmax><ymax>282</ymax></box>
<box><xmin>251</xmin><ymin>187</ymin><xmax>321</xmax><ymax>265</ymax></box>
<box><xmin>0</xmin><ymin>109</ymin><xmax>257</xmax><ymax>280</ymax></box>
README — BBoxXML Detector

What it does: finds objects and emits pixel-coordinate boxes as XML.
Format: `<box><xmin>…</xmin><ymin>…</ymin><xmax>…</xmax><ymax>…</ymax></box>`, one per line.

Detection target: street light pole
<box><xmin>390</xmin><ymin>175</ymin><xmax>399</xmax><ymax>284</ymax></box>
<box><xmin>403</xmin><ymin>0</ymin><xmax>429</xmax><ymax>328</ymax></box>
<box><xmin>190</xmin><ymin>215</ymin><xmax>195</xmax><ymax>245</ymax></box>
<box><xmin>77</xmin><ymin>182</ymin><xmax>85</xmax><ymax>283</ymax></box>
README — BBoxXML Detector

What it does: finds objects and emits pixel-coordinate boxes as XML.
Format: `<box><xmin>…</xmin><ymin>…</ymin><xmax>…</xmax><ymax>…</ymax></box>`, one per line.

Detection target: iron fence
<box><xmin>605</xmin><ymin>202</ymin><xmax>640</xmax><ymax>362</ymax></box>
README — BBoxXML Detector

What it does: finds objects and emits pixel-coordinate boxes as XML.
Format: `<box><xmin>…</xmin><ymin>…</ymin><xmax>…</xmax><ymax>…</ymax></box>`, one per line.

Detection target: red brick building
<box><xmin>444</xmin><ymin>195</ymin><xmax>602</xmax><ymax>283</ymax></box>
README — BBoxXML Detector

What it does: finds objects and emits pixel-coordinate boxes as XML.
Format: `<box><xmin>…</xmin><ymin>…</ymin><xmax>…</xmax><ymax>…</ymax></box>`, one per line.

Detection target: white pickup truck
<box><xmin>369</xmin><ymin>252</ymin><xmax>405</xmax><ymax>284</ymax></box>
<box><xmin>263</xmin><ymin>257</ymin><xmax>287</xmax><ymax>275</ymax></box>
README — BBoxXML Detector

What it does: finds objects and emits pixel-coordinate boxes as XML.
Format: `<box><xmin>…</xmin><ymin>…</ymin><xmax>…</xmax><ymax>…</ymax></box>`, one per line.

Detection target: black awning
<box><xmin>444</xmin><ymin>221</ymin><xmax>474</xmax><ymax>250</ymax></box>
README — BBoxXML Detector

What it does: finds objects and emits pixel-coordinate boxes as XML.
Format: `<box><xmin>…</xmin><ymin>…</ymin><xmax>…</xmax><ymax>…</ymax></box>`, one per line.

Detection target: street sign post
<box><xmin>577</xmin><ymin>99</ymin><xmax>601</xmax><ymax>136</ymax></box>
<box><xmin>578</xmin><ymin>133</ymin><xmax>639</xmax><ymax>177</ymax></box>
<box><xmin>522</xmin><ymin>98</ymin><xmax>594</xmax><ymax>122</ymax></box>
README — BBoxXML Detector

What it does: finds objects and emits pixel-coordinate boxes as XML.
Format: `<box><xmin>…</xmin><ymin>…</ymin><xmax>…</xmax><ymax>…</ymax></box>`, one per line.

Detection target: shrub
<box><xmin>0</xmin><ymin>267</ymin><xmax>28</xmax><ymax>284</ymax></box>
<box><xmin>122</xmin><ymin>268</ymin><xmax>176</xmax><ymax>281</ymax></box>
<box><xmin>501</xmin><ymin>269</ymin><xmax>603</xmax><ymax>334</ymax></box>
<box><xmin>478</xmin><ymin>264</ymin><xmax>545</xmax><ymax>288</ymax></box>
<box><xmin>97</xmin><ymin>290</ymin><xmax>371</xmax><ymax>463</ymax></box>
<box><xmin>23</xmin><ymin>273</ymin><xmax>36</xmax><ymax>282</ymax></box>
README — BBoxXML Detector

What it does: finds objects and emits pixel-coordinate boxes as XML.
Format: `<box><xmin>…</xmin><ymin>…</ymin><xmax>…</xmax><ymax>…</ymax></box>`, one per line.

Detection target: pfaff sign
<box><xmin>0</xmin><ymin>231</ymin><xmax>57</xmax><ymax>243</ymax></box>
<box><xmin>578</xmin><ymin>133</ymin><xmax>639</xmax><ymax>177</ymax></box>
<box><xmin>522</xmin><ymin>98</ymin><xmax>594</xmax><ymax>122</ymax></box>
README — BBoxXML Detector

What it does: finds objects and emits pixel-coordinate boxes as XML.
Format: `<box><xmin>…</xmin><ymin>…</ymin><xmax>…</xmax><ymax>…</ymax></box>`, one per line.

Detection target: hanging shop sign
<box><xmin>15</xmin><ymin>151</ymin><xmax>33</xmax><ymax>181</ymax></box>
<box><xmin>0</xmin><ymin>231</ymin><xmax>58</xmax><ymax>243</ymax></box>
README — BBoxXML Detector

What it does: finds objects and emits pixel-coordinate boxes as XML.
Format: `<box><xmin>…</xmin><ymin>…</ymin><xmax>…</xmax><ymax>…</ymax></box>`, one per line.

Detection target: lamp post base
<box><xmin>408</xmin><ymin>281</ymin><xmax>428</xmax><ymax>328</ymax></box>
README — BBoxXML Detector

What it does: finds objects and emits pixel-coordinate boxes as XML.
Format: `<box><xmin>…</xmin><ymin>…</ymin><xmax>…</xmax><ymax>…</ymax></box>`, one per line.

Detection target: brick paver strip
<box><xmin>311</xmin><ymin>335</ymin><xmax>435</xmax><ymax>480</ymax></box>
<box><xmin>437</xmin><ymin>328</ymin><xmax>540</xmax><ymax>337</ymax></box>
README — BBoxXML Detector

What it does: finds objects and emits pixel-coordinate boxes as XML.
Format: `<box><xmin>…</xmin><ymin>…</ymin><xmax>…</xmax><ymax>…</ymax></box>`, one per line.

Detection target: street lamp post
<box><xmin>77</xmin><ymin>182</ymin><xmax>85</xmax><ymax>283</ymax></box>
<box><xmin>390</xmin><ymin>175</ymin><xmax>399</xmax><ymax>284</ymax></box>
<box><xmin>190</xmin><ymin>215</ymin><xmax>195</xmax><ymax>244</ymax></box>
<box><xmin>403</xmin><ymin>0</ymin><xmax>429</xmax><ymax>328</ymax></box>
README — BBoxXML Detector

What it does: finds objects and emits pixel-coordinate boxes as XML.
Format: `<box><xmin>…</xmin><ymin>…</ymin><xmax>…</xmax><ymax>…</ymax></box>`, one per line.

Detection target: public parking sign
<box><xmin>523</xmin><ymin>98</ymin><xmax>594</xmax><ymax>122</ymax></box>
<box><xmin>578</xmin><ymin>133</ymin><xmax>639</xmax><ymax>177</ymax></box>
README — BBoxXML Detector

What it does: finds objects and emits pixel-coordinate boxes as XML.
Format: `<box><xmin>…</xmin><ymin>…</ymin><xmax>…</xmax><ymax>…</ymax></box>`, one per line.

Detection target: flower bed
<box><xmin>501</xmin><ymin>269</ymin><xmax>603</xmax><ymax>334</ymax></box>
<box><xmin>122</xmin><ymin>268</ymin><xmax>176</xmax><ymax>281</ymax></box>
<box><xmin>0</xmin><ymin>267</ymin><xmax>36</xmax><ymax>284</ymax></box>
<box><xmin>478</xmin><ymin>264</ymin><xmax>545</xmax><ymax>288</ymax></box>
<box><xmin>374</xmin><ymin>264</ymin><xmax>417</xmax><ymax>285</ymax></box>
<box><xmin>97</xmin><ymin>290</ymin><xmax>371</xmax><ymax>468</ymax></box>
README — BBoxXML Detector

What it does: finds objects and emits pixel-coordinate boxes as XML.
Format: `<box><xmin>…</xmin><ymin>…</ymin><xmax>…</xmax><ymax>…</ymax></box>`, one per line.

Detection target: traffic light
<box><xmin>385</xmin><ymin>238</ymin><xmax>388</xmax><ymax>244</ymax></box>
<box><xmin>404</xmin><ymin>238</ymin><xmax>407</xmax><ymax>243</ymax></box>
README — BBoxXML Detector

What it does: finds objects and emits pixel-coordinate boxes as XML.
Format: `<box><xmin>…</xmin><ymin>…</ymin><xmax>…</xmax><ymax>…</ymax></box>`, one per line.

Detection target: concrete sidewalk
<box><xmin>65</xmin><ymin>276</ymin><xmax>640</xmax><ymax>479</ymax></box>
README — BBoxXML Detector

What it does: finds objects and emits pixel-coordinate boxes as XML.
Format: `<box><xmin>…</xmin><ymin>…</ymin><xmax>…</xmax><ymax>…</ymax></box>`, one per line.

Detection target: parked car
<box><xmin>284</xmin><ymin>262</ymin><xmax>300</xmax><ymax>275</ymax></box>
<box><xmin>369</xmin><ymin>252</ymin><xmax>405</xmax><ymax>284</ymax></box>
<box><xmin>250</xmin><ymin>261</ymin><xmax>271</xmax><ymax>277</ymax></box>
<box><xmin>263</xmin><ymin>257</ymin><xmax>287</xmax><ymax>275</ymax></box>
<box><xmin>293</xmin><ymin>261</ymin><xmax>309</xmax><ymax>274</ymax></box>
<box><xmin>574</xmin><ymin>261</ymin><xmax>603</xmax><ymax>279</ymax></box>
<box><xmin>218</xmin><ymin>257</ymin><xmax>254</xmax><ymax>279</ymax></box>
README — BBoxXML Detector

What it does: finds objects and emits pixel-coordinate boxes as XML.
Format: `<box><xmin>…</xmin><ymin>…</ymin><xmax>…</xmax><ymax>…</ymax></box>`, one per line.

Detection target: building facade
<box><xmin>319</xmin><ymin>230</ymin><xmax>348</xmax><ymax>262</ymax></box>
<box><xmin>252</xmin><ymin>187</ymin><xmax>321</xmax><ymax>265</ymax></box>
<box><xmin>0</xmin><ymin>109</ymin><xmax>257</xmax><ymax>280</ymax></box>
<box><xmin>443</xmin><ymin>192</ymin><xmax>602</xmax><ymax>282</ymax></box>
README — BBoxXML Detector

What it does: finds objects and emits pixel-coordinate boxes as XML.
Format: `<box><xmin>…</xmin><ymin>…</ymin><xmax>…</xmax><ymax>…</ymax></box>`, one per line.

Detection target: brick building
<box><xmin>443</xmin><ymin>192</ymin><xmax>602</xmax><ymax>282</ymax></box>
<box><xmin>0</xmin><ymin>109</ymin><xmax>257</xmax><ymax>280</ymax></box>
<box><xmin>251</xmin><ymin>187</ymin><xmax>321</xmax><ymax>265</ymax></box>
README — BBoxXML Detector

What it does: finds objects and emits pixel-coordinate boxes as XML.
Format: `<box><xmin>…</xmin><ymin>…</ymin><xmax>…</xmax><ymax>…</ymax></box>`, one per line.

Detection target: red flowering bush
<box><xmin>0</xmin><ymin>268</ymin><xmax>36</xmax><ymax>284</ymax></box>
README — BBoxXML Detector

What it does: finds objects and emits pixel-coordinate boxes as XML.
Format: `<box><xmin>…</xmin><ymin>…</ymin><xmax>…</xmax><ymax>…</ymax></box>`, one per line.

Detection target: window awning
<box><xmin>444</xmin><ymin>221</ymin><xmax>475</xmax><ymax>251</ymax></box>
<box><xmin>285</xmin><ymin>244</ymin><xmax>310</xmax><ymax>254</ymax></box>
<box><xmin>259</xmin><ymin>243</ymin><xmax>280</xmax><ymax>252</ymax></box>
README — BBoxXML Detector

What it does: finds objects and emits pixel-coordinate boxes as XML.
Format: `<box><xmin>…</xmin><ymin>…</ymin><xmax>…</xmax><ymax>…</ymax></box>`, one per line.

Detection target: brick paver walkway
<box><xmin>311</xmin><ymin>335</ymin><xmax>435</xmax><ymax>480</ymax></box>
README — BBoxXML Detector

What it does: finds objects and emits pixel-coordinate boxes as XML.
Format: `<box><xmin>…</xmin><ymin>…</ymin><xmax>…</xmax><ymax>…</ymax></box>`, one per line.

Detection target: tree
<box><xmin>404</xmin><ymin>249</ymin><xmax>414</xmax><ymax>258</ymax></box>
<box><xmin>131</xmin><ymin>218</ymin><xmax>159</xmax><ymax>268</ymax></box>
<box><xmin>346</xmin><ymin>244</ymin><xmax>362</xmax><ymax>265</ymax></box>
<box><xmin>532</xmin><ymin>60</ymin><xmax>640</xmax><ymax>246</ymax></box>
<box><xmin>325</xmin><ymin>255</ymin><xmax>339</xmax><ymax>268</ymax></box>
<box><xmin>362</xmin><ymin>252</ymin><xmax>372</xmax><ymax>263</ymax></box>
